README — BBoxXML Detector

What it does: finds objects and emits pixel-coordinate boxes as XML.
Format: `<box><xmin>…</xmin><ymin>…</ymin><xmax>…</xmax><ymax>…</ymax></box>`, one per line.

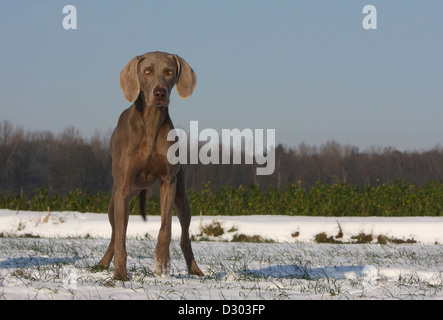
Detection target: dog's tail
<box><xmin>139</xmin><ymin>189</ymin><xmax>147</xmax><ymax>221</ymax></box>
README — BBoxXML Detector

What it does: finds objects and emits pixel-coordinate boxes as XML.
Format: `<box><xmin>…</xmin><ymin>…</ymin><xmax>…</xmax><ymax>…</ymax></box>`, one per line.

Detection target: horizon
<box><xmin>2</xmin><ymin>118</ymin><xmax>443</xmax><ymax>154</ymax></box>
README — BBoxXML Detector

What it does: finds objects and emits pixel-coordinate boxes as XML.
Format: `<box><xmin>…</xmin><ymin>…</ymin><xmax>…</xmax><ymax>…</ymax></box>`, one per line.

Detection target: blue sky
<box><xmin>0</xmin><ymin>1</ymin><xmax>442</xmax><ymax>150</ymax></box>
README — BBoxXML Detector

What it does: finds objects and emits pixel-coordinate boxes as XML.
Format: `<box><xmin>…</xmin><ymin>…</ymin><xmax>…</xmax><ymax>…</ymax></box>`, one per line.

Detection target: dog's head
<box><xmin>119</xmin><ymin>51</ymin><xmax>196</xmax><ymax>107</ymax></box>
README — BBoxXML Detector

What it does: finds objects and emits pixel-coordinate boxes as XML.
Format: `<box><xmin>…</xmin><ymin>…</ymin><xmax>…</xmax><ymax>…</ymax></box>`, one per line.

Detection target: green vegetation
<box><xmin>0</xmin><ymin>180</ymin><xmax>442</xmax><ymax>217</ymax></box>
<box><xmin>188</xmin><ymin>180</ymin><xmax>443</xmax><ymax>216</ymax></box>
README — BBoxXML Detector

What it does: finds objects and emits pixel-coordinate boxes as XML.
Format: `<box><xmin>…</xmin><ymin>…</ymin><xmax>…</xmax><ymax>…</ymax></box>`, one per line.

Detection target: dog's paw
<box><xmin>153</xmin><ymin>259</ymin><xmax>170</xmax><ymax>277</ymax></box>
<box><xmin>113</xmin><ymin>270</ymin><xmax>130</xmax><ymax>281</ymax></box>
<box><xmin>190</xmin><ymin>260</ymin><xmax>205</xmax><ymax>277</ymax></box>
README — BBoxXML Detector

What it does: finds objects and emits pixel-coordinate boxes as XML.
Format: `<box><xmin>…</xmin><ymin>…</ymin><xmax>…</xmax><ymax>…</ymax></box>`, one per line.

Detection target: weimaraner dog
<box><xmin>96</xmin><ymin>51</ymin><xmax>204</xmax><ymax>280</ymax></box>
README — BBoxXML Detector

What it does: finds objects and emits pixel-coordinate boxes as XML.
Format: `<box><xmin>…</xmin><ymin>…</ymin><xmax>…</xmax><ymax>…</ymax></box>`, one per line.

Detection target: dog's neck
<box><xmin>135</xmin><ymin>90</ymin><xmax>169</xmax><ymax>138</ymax></box>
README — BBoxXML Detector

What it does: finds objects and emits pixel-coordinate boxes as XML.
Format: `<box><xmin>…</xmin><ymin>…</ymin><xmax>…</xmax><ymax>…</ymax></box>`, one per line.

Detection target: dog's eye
<box><xmin>166</xmin><ymin>70</ymin><xmax>173</xmax><ymax>76</ymax></box>
<box><xmin>143</xmin><ymin>68</ymin><xmax>154</xmax><ymax>76</ymax></box>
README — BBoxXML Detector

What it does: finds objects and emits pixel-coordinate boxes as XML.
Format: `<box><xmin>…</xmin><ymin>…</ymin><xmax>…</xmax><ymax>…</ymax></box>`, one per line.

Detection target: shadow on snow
<box><xmin>0</xmin><ymin>256</ymin><xmax>81</xmax><ymax>269</ymax></box>
<box><xmin>242</xmin><ymin>264</ymin><xmax>376</xmax><ymax>281</ymax></box>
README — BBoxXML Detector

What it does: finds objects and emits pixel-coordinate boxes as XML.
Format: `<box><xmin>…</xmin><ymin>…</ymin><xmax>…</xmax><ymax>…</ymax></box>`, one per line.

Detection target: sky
<box><xmin>0</xmin><ymin>1</ymin><xmax>442</xmax><ymax>151</ymax></box>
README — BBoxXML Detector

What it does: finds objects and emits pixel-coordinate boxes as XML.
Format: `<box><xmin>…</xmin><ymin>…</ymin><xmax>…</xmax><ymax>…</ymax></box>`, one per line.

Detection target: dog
<box><xmin>96</xmin><ymin>52</ymin><xmax>204</xmax><ymax>280</ymax></box>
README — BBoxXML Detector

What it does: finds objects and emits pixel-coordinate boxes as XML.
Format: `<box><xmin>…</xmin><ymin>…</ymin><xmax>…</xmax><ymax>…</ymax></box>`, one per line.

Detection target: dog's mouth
<box><xmin>151</xmin><ymin>98</ymin><xmax>169</xmax><ymax>107</ymax></box>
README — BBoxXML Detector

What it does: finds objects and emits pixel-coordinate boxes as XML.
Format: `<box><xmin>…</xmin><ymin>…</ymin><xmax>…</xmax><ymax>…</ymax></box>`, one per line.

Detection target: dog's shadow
<box><xmin>242</xmin><ymin>264</ymin><xmax>376</xmax><ymax>281</ymax></box>
<box><xmin>0</xmin><ymin>256</ymin><xmax>81</xmax><ymax>269</ymax></box>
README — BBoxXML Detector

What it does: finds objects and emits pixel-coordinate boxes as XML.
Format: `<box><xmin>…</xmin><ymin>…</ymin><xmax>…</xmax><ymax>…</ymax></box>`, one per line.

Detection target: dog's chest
<box><xmin>133</xmin><ymin>150</ymin><xmax>170</xmax><ymax>186</ymax></box>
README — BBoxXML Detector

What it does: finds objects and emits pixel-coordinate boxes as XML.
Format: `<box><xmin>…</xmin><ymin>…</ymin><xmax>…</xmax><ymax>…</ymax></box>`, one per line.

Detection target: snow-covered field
<box><xmin>1</xmin><ymin>210</ymin><xmax>443</xmax><ymax>300</ymax></box>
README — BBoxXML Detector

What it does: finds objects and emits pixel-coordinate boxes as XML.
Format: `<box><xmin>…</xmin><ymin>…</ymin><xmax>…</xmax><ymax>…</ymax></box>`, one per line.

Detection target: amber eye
<box><xmin>166</xmin><ymin>70</ymin><xmax>173</xmax><ymax>76</ymax></box>
<box><xmin>144</xmin><ymin>69</ymin><xmax>151</xmax><ymax>75</ymax></box>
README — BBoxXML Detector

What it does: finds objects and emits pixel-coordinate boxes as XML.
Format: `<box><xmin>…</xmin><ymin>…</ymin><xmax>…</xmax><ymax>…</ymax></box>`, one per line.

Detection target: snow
<box><xmin>1</xmin><ymin>209</ymin><xmax>443</xmax><ymax>300</ymax></box>
<box><xmin>1</xmin><ymin>209</ymin><xmax>443</xmax><ymax>244</ymax></box>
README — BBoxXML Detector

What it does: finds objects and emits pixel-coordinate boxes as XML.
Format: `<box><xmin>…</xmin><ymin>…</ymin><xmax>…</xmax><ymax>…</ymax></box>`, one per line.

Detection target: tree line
<box><xmin>1</xmin><ymin>120</ymin><xmax>443</xmax><ymax>197</ymax></box>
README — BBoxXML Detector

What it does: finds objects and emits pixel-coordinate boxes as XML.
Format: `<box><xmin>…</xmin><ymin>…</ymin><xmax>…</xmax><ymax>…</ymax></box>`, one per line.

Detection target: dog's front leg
<box><xmin>174</xmin><ymin>166</ymin><xmax>205</xmax><ymax>277</ymax></box>
<box><xmin>112</xmin><ymin>186</ymin><xmax>131</xmax><ymax>281</ymax></box>
<box><xmin>96</xmin><ymin>187</ymin><xmax>116</xmax><ymax>270</ymax></box>
<box><xmin>154</xmin><ymin>176</ymin><xmax>177</xmax><ymax>276</ymax></box>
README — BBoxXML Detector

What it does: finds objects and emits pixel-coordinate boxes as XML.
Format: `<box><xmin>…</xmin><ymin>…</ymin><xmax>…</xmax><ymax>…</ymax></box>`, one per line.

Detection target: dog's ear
<box><xmin>173</xmin><ymin>55</ymin><xmax>197</xmax><ymax>99</ymax></box>
<box><xmin>119</xmin><ymin>55</ymin><xmax>143</xmax><ymax>102</ymax></box>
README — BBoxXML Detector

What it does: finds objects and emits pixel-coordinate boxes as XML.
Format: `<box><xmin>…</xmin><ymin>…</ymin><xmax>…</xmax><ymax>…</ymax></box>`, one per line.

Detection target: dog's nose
<box><xmin>153</xmin><ymin>87</ymin><xmax>167</xmax><ymax>99</ymax></box>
